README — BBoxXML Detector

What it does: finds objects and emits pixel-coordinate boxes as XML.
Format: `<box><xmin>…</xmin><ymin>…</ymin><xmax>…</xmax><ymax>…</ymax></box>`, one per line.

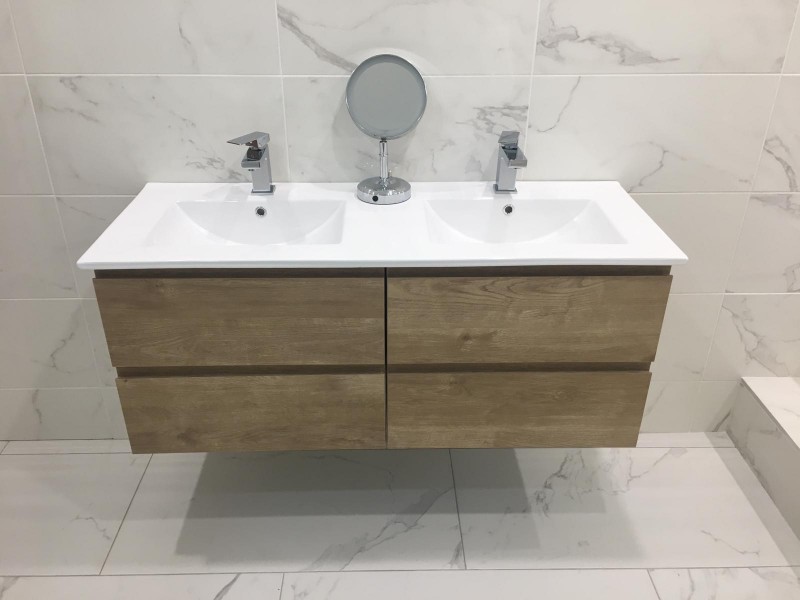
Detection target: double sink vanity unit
<box><xmin>80</xmin><ymin>180</ymin><xmax>685</xmax><ymax>454</ymax></box>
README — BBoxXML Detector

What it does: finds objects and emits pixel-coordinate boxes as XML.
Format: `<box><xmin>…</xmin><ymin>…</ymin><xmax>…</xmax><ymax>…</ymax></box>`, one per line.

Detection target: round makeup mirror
<box><xmin>346</xmin><ymin>54</ymin><xmax>426</xmax><ymax>204</ymax></box>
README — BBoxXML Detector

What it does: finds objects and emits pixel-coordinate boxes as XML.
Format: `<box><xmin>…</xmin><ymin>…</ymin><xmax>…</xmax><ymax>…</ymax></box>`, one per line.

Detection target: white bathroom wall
<box><xmin>1</xmin><ymin>0</ymin><xmax>799</xmax><ymax>438</ymax></box>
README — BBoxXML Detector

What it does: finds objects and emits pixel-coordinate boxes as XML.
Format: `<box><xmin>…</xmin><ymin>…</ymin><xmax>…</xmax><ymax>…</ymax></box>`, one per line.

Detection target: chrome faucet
<box><xmin>228</xmin><ymin>131</ymin><xmax>274</xmax><ymax>194</ymax></box>
<box><xmin>494</xmin><ymin>130</ymin><xmax>527</xmax><ymax>193</ymax></box>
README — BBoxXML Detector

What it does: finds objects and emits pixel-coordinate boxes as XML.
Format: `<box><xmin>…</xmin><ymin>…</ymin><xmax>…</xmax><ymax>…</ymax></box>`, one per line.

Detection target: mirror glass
<box><xmin>346</xmin><ymin>54</ymin><xmax>427</xmax><ymax>140</ymax></box>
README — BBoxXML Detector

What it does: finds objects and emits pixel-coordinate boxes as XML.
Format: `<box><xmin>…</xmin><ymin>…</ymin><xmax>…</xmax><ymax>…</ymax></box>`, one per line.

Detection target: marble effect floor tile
<box><xmin>727</xmin><ymin>194</ymin><xmax>800</xmax><ymax>292</ymax></box>
<box><xmin>452</xmin><ymin>447</ymin><xmax>800</xmax><ymax>569</ymax></box>
<box><xmin>0</xmin><ymin>573</ymin><xmax>282</xmax><ymax>600</ymax></box>
<box><xmin>10</xmin><ymin>0</ymin><xmax>280</xmax><ymax>75</ymax></box>
<box><xmin>277</xmin><ymin>0</ymin><xmax>538</xmax><ymax>75</ymax></box>
<box><xmin>0</xmin><ymin>197</ymin><xmax>76</xmax><ymax>299</ymax></box>
<box><xmin>0</xmin><ymin>453</ymin><xmax>149</xmax><ymax>575</ymax></box>
<box><xmin>29</xmin><ymin>76</ymin><xmax>288</xmax><ymax>195</ymax></box>
<box><xmin>103</xmin><ymin>451</ymin><xmax>463</xmax><ymax>574</ymax></box>
<box><xmin>535</xmin><ymin>0</ymin><xmax>796</xmax><ymax>74</ymax></box>
<box><xmin>0</xmin><ymin>389</ymin><xmax>111</xmax><ymax>440</ymax></box>
<box><xmin>526</xmin><ymin>75</ymin><xmax>778</xmax><ymax>192</ymax></box>
<box><xmin>704</xmin><ymin>294</ymin><xmax>800</xmax><ymax>379</ymax></box>
<box><xmin>754</xmin><ymin>78</ymin><xmax>800</xmax><ymax>192</ymax></box>
<box><xmin>283</xmin><ymin>570</ymin><xmax>659</xmax><ymax>600</ymax></box>
<box><xmin>649</xmin><ymin>567</ymin><xmax>800</xmax><ymax>600</ymax></box>
<box><xmin>636</xmin><ymin>432</ymin><xmax>734</xmax><ymax>448</ymax></box>
<box><xmin>2</xmin><ymin>439</ymin><xmax>131</xmax><ymax>455</ymax></box>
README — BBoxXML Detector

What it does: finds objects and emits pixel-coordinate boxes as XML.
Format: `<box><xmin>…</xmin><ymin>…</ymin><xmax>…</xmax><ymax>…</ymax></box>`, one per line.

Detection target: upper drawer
<box><xmin>95</xmin><ymin>275</ymin><xmax>385</xmax><ymax>367</ymax></box>
<box><xmin>388</xmin><ymin>274</ymin><xmax>671</xmax><ymax>365</ymax></box>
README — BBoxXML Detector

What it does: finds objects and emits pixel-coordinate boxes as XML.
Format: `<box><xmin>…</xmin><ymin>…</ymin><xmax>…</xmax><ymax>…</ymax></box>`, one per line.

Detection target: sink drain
<box><xmin>255</xmin><ymin>206</ymin><xmax>266</xmax><ymax>217</ymax></box>
<box><xmin>503</xmin><ymin>204</ymin><xmax>514</xmax><ymax>215</ymax></box>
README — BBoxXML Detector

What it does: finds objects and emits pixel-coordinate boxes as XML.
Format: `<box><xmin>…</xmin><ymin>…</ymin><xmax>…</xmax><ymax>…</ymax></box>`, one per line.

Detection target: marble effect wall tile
<box><xmin>785</xmin><ymin>20</ymin><xmax>800</xmax><ymax>73</ymax></box>
<box><xmin>649</xmin><ymin>568</ymin><xmax>800</xmax><ymax>600</ymax></box>
<box><xmin>0</xmin><ymin>299</ymin><xmax>97</xmax><ymax>388</ymax></box>
<box><xmin>0</xmin><ymin>76</ymin><xmax>51</xmax><ymax>194</ymax></box>
<box><xmin>0</xmin><ymin>388</ymin><xmax>111</xmax><ymax>440</ymax></box>
<box><xmin>641</xmin><ymin>381</ymin><xmax>739</xmax><ymax>433</ymax></box>
<box><xmin>728</xmin><ymin>384</ymin><xmax>800</xmax><ymax>536</ymax></box>
<box><xmin>727</xmin><ymin>194</ymin><xmax>800</xmax><ymax>292</ymax></box>
<box><xmin>0</xmin><ymin>197</ymin><xmax>76</xmax><ymax>298</ymax></box>
<box><xmin>754</xmin><ymin>77</ymin><xmax>800</xmax><ymax>191</ymax></box>
<box><xmin>452</xmin><ymin>447</ymin><xmax>800</xmax><ymax>568</ymax></box>
<box><xmin>651</xmin><ymin>294</ymin><xmax>723</xmax><ymax>381</ymax></box>
<box><xmin>10</xmin><ymin>0</ymin><xmax>280</xmax><ymax>75</ymax></box>
<box><xmin>0</xmin><ymin>2</ymin><xmax>22</xmax><ymax>73</ymax></box>
<box><xmin>525</xmin><ymin>75</ymin><xmax>778</xmax><ymax>192</ymax></box>
<box><xmin>104</xmin><ymin>451</ymin><xmax>463</xmax><ymax>574</ymax></box>
<box><xmin>284</xmin><ymin>76</ymin><xmax>529</xmax><ymax>182</ymax></box>
<box><xmin>101</xmin><ymin>387</ymin><xmax>128</xmax><ymax>440</ymax></box>
<box><xmin>57</xmin><ymin>197</ymin><xmax>133</xmax><ymax>298</ymax></box>
<box><xmin>0</xmin><ymin>453</ymin><xmax>149</xmax><ymax>575</ymax></box>
<box><xmin>277</xmin><ymin>0</ymin><xmax>538</xmax><ymax>75</ymax></box>
<box><xmin>282</xmin><ymin>570</ymin><xmax>659</xmax><ymax>600</ymax></box>
<box><xmin>0</xmin><ymin>574</ymin><xmax>282</xmax><ymax>599</ymax></box>
<box><xmin>29</xmin><ymin>76</ymin><xmax>288</xmax><ymax>195</ymax></box>
<box><xmin>535</xmin><ymin>0</ymin><xmax>798</xmax><ymax>74</ymax></box>
<box><xmin>704</xmin><ymin>294</ymin><xmax>800</xmax><ymax>379</ymax></box>
<box><xmin>634</xmin><ymin>194</ymin><xmax>748</xmax><ymax>293</ymax></box>
<box><xmin>83</xmin><ymin>299</ymin><xmax>115</xmax><ymax>387</ymax></box>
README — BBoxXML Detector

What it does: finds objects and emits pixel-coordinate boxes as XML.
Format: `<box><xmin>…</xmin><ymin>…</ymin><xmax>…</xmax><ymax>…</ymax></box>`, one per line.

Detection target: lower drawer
<box><xmin>118</xmin><ymin>373</ymin><xmax>386</xmax><ymax>453</ymax></box>
<box><xmin>387</xmin><ymin>371</ymin><xmax>650</xmax><ymax>449</ymax></box>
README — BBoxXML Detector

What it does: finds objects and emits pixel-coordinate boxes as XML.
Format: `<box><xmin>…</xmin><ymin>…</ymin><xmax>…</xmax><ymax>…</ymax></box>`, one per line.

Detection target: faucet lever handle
<box><xmin>498</xmin><ymin>130</ymin><xmax>520</xmax><ymax>148</ymax></box>
<box><xmin>227</xmin><ymin>131</ymin><xmax>270</xmax><ymax>150</ymax></box>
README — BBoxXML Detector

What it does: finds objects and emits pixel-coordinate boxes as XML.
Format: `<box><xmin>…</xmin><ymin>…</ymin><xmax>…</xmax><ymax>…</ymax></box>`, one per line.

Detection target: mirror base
<box><xmin>356</xmin><ymin>176</ymin><xmax>411</xmax><ymax>205</ymax></box>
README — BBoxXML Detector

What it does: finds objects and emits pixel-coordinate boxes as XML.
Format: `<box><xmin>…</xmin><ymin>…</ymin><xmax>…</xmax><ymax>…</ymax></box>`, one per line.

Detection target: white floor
<box><xmin>0</xmin><ymin>434</ymin><xmax>797</xmax><ymax>599</ymax></box>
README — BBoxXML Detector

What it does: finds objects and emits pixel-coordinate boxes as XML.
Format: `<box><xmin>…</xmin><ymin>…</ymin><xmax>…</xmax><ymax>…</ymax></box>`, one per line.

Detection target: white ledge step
<box><xmin>743</xmin><ymin>378</ymin><xmax>800</xmax><ymax>448</ymax></box>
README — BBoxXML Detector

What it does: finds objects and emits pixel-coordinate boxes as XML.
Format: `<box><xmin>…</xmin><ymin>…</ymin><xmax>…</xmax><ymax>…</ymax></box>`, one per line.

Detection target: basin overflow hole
<box><xmin>503</xmin><ymin>204</ymin><xmax>514</xmax><ymax>215</ymax></box>
<box><xmin>255</xmin><ymin>206</ymin><xmax>266</xmax><ymax>217</ymax></box>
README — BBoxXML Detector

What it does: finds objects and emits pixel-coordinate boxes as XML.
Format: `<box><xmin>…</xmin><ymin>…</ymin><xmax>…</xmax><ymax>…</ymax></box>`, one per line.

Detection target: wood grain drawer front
<box><xmin>119</xmin><ymin>374</ymin><xmax>386</xmax><ymax>453</ymax></box>
<box><xmin>387</xmin><ymin>275</ymin><xmax>671</xmax><ymax>365</ymax></box>
<box><xmin>388</xmin><ymin>371</ymin><xmax>650</xmax><ymax>449</ymax></box>
<box><xmin>95</xmin><ymin>277</ymin><xmax>384</xmax><ymax>367</ymax></box>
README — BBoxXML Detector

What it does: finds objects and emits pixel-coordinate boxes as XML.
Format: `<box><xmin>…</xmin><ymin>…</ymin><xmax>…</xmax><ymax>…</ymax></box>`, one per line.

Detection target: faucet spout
<box><xmin>494</xmin><ymin>130</ymin><xmax>526</xmax><ymax>193</ymax></box>
<box><xmin>228</xmin><ymin>131</ymin><xmax>275</xmax><ymax>194</ymax></box>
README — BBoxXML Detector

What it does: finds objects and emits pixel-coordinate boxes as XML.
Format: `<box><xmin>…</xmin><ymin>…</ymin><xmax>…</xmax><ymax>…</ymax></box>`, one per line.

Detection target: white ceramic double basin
<box><xmin>78</xmin><ymin>182</ymin><xmax>686</xmax><ymax>269</ymax></box>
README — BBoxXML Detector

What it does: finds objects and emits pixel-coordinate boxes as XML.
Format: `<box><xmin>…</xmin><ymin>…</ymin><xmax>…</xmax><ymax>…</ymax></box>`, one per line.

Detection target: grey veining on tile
<box><xmin>29</xmin><ymin>76</ymin><xmax>288</xmax><ymax>195</ymax></box>
<box><xmin>525</xmin><ymin>75</ymin><xmax>779</xmax><ymax>192</ymax></box>
<box><xmin>0</xmin><ymin>442</ymin><xmax>6</xmax><ymax>454</ymax></box>
<box><xmin>0</xmin><ymin>389</ymin><xmax>111</xmax><ymax>440</ymax></box>
<box><xmin>755</xmin><ymin>77</ymin><xmax>800</xmax><ymax>192</ymax></box>
<box><xmin>452</xmin><ymin>447</ymin><xmax>800</xmax><ymax>568</ymax></box>
<box><xmin>283</xmin><ymin>570</ymin><xmax>659</xmax><ymax>600</ymax></box>
<box><xmin>652</xmin><ymin>294</ymin><xmax>723</xmax><ymax>381</ymax></box>
<box><xmin>0</xmin><ymin>453</ymin><xmax>149</xmax><ymax>575</ymax></box>
<box><xmin>0</xmin><ymin>299</ymin><xmax>97</xmax><ymax>388</ymax></box>
<box><xmin>729</xmin><ymin>382</ymin><xmax>800</xmax><ymax>536</ymax></box>
<box><xmin>104</xmin><ymin>450</ymin><xmax>463</xmax><ymax>574</ymax></box>
<box><xmin>0</xmin><ymin>574</ymin><xmax>282</xmax><ymax>599</ymax></box>
<box><xmin>0</xmin><ymin>1</ymin><xmax>22</xmax><ymax>73</ymax></box>
<box><xmin>649</xmin><ymin>568</ymin><xmax>800</xmax><ymax>600</ymax></box>
<box><xmin>284</xmin><ymin>76</ymin><xmax>529</xmax><ymax>182</ymax></box>
<box><xmin>83</xmin><ymin>299</ymin><xmax>115</xmax><ymax>386</ymax></box>
<box><xmin>704</xmin><ymin>294</ymin><xmax>800</xmax><ymax>379</ymax></box>
<box><xmin>634</xmin><ymin>194</ymin><xmax>748</xmax><ymax>293</ymax></box>
<box><xmin>641</xmin><ymin>381</ymin><xmax>739</xmax><ymax>433</ymax></box>
<box><xmin>2</xmin><ymin>439</ymin><xmax>131</xmax><ymax>454</ymax></box>
<box><xmin>535</xmin><ymin>0</ymin><xmax>798</xmax><ymax>74</ymax></box>
<box><xmin>728</xmin><ymin>195</ymin><xmax>800</xmax><ymax>292</ymax></box>
<box><xmin>10</xmin><ymin>0</ymin><xmax>280</xmax><ymax>74</ymax></box>
<box><xmin>0</xmin><ymin>76</ymin><xmax>51</xmax><ymax>194</ymax></box>
<box><xmin>57</xmin><ymin>196</ymin><xmax>133</xmax><ymax>298</ymax></box>
<box><xmin>277</xmin><ymin>0</ymin><xmax>538</xmax><ymax>75</ymax></box>
<box><xmin>0</xmin><ymin>197</ymin><xmax>76</xmax><ymax>298</ymax></box>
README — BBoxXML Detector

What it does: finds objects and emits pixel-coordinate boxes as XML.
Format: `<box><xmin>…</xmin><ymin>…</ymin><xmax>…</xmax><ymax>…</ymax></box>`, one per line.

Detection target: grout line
<box><xmin>721</xmin><ymin>194</ymin><xmax>754</xmax><ymax>294</ymax></box>
<box><xmin>447</xmin><ymin>449</ymin><xmax>468</xmax><ymax>569</ymax></box>
<box><xmin>521</xmin><ymin>0</ymin><xmax>542</xmax><ymax>161</ymax></box>
<box><xmin>278</xmin><ymin>572</ymin><xmax>286</xmax><ymax>600</ymax></box>
<box><xmin>12</xmin><ymin>72</ymin><xmax>796</xmax><ymax>78</ymax></box>
<box><xmin>272</xmin><ymin>0</ymin><xmax>291</xmax><ymax>183</ymax></box>
<box><xmin>98</xmin><ymin>453</ymin><xmax>152</xmax><ymax>575</ymax></box>
<box><xmin>646</xmin><ymin>569</ymin><xmax>665</xmax><ymax>600</ymax></box>
<box><xmin>781</xmin><ymin>3</ymin><xmax>800</xmax><ymax>76</ymax></box>
<box><xmin>748</xmin><ymin>74</ymin><xmax>784</xmax><ymax>194</ymax></box>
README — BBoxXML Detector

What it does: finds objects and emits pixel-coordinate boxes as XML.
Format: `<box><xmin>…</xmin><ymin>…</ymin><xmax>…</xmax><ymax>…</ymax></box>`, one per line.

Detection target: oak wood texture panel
<box><xmin>94</xmin><ymin>276</ymin><xmax>384</xmax><ymax>367</ymax></box>
<box><xmin>388</xmin><ymin>371</ymin><xmax>651</xmax><ymax>448</ymax></box>
<box><xmin>118</xmin><ymin>374</ymin><xmax>386</xmax><ymax>453</ymax></box>
<box><xmin>387</xmin><ymin>275</ymin><xmax>671</xmax><ymax>365</ymax></box>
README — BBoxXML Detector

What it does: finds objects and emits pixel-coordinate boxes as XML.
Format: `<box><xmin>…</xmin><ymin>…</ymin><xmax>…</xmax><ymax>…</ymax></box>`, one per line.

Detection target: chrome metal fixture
<box><xmin>494</xmin><ymin>131</ymin><xmax>528</xmax><ymax>193</ymax></box>
<box><xmin>346</xmin><ymin>54</ymin><xmax>427</xmax><ymax>205</ymax></box>
<box><xmin>228</xmin><ymin>131</ymin><xmax>274</xmax><ymax>194</ymax></box>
